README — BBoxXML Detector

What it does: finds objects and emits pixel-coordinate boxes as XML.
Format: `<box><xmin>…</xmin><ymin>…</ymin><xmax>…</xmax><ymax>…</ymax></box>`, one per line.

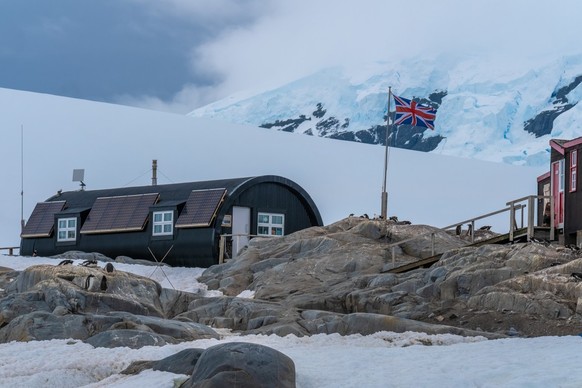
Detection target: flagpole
<box><xmin>381</xmin><ymin>87</ymin><xmax>392</xmax><ymax>220</ymax></box>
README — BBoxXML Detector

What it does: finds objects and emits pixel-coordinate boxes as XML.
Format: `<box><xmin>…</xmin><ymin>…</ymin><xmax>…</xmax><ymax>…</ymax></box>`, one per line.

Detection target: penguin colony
<box><xmin>55</xmin><ymin>259</ymin><xmax>114</xmax><ymax>292</ymax></box>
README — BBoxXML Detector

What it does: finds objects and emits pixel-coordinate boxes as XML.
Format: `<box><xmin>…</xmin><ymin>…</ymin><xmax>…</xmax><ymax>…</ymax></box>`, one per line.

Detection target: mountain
<box><xmin>189</xmin><ymin>54</ymin><xmax>582</xmax><ymax>167</ymax></box>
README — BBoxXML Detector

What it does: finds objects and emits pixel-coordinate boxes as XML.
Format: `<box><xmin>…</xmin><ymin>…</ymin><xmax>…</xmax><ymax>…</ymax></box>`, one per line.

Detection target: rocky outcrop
<box><xmin>4</xmin><ymin>217</ymin><xmax>582</xmax><ymax>386</ymax></box>
<box><xmin>0</xmin><ymin>261</ymin><xmax>219</xmax><ymax>345</ymax></box>
<box><xmin>2</xmin><ymin>217</ymin><xmax>581</xmax><ymax>355</ymax></box>
<box><xmin>197</xmin><ymin>217</ymin><xmax>582</xmax><ymax>337</ymax></box>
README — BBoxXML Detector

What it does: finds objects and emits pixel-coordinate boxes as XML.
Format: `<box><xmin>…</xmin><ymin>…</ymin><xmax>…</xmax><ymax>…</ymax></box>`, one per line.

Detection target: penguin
<box><xmin>80</xmin><ymin>259</ymin><xmax>97</xmax><ymax>267</ymax></box>
<box><xmin>479</xmin><ymin>225</ymin><xmax>492</xmax><ymax>231</ymax></box>
<box><xmin>57</xmin><ymin>259</ymin><xmax>74</xmax><ymax>266</ymax></box>
<box><xmin>455</xmin><ymin>225</ymin><xmax>462</xmax><ymax>235</ymax></box>
<box><xmin>100</xmin><ymin>275</ymin><xmax>108</xmax><ymax>291</ymax></box>
<box><xmin>105</xmin><ymin>263</ymin><xmax>114</xmax><ymax>273</ymax></box>
<box><xmin>84</xmin><ymin>274</ymin><xmax>96</xmax><ymax>291</ymax></box>
<box><xmin>571</xmin><ymin>272</ymin><xmax>582</xmax><ymax>282</ymax></box>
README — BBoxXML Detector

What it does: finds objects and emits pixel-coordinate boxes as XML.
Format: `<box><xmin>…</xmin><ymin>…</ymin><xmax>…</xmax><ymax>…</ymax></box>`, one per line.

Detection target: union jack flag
<box><xmin>392</xmin><ymin>94</ymin><xmax>436</xmax><ymax>130</ymax></box>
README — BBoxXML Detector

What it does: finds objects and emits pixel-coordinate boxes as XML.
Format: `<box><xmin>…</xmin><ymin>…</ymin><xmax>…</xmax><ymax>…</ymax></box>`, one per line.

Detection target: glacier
<box><xmin>190</xmin><ymin>53</ymin><xmax>582</xmax><ymax>167</ymax></box>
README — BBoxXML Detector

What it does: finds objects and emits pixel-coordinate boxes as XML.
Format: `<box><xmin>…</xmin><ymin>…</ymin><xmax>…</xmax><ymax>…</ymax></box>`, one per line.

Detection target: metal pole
<box><xmin>381</xmin><ymin>87</ymin><xmax>392</xmax><ymax>219</ymax></box>
<box><xmin>20</xmin><ymin>125</ymin><xmax>24</xmax><ymax>233</ymax></box>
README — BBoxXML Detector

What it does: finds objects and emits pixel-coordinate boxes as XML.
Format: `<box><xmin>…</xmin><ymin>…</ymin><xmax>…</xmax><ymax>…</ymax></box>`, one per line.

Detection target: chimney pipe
<box><xmin>152</xmin><ymin>159</ymin><xmax>157</xmax><ymax>186</ymax></box>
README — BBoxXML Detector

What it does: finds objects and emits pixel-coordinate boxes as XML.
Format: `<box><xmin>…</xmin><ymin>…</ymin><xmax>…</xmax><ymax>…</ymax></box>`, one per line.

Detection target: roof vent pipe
<box><xmin>152</xmin><ymin>159</ymin><xmax>157</xmax><ymax>186</ymax></box>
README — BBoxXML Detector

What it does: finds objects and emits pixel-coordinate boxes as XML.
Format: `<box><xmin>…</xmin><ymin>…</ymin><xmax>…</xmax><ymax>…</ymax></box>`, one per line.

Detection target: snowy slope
<box><xmin>0</xmin><ymin>88</ymin><xmax>544</xmax><ymax>248</ymax></box>
<box><xmin>190</xmin><ymin>53</ymin><xmax>582</xmax><ymax>167</ymax></box>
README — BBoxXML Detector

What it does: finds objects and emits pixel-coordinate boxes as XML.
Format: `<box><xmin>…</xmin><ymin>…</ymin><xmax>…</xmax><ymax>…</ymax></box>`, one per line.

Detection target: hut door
<box><xmin>552</xmin><ymin>160</ymin><xmax>565</xmax><ymax>227</ymax></box>
<box><xmin>232</xmin><ymin>206</ymin><xmax>250</xmax><ymax>258</ymax></box>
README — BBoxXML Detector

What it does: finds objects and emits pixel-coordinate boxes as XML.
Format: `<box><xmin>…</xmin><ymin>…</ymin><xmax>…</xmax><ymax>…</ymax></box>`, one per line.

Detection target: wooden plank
<box><xmin>387</xmin><ymin>254</ymin><xmax>443</xmax><ymax>274</ymax></box>
<box><xmin>387</xmin><ymin>228</ymin><xmax>533</xmax><ymax>274</ymax></box>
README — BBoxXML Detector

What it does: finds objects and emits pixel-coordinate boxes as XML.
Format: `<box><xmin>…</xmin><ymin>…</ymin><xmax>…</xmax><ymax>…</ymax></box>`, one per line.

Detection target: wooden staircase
<box><xmin>385</xmin><ymin>195</ymin><xmax>556</xmax><ymax>274</ymax></box>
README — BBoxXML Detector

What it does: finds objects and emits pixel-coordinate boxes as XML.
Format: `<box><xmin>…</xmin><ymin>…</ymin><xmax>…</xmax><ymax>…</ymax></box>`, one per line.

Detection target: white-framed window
<box><xmin>571</xmin><ymin>150</ymin><xmax>578</xmax><ymax>193</ymax></box>
<box><xmin>153</xmin><ymin>211</ymin><xmax>174</xmax><ymax>236</ymax></box>
<box><xmin>57</xmin><ymin>217</ymin><xmax>77</xmax><ymax>242</ymax></box>
<box><xmin>257</xmin><ymin>212</ymin><xmax>285</xmax><ymax>236</ymax></box>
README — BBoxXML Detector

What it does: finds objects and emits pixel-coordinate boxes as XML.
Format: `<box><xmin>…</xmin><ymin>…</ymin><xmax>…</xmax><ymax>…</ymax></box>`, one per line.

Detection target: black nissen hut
<box><xmin>20</xmin><ymin>175</ymin><xmax>323</xmax><ymax>267</ymax></box>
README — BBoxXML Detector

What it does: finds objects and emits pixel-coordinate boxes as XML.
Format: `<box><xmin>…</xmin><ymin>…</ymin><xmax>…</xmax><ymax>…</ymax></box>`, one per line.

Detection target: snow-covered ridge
<box><xmin>0</xmin><ymin>86</ymin><xmax>543</xmax><ymax>247</ymax></box>
<box><xmin>190</xmin><ymin>54</ymin><xmax>582</xmax><ymax>167</ymax></box>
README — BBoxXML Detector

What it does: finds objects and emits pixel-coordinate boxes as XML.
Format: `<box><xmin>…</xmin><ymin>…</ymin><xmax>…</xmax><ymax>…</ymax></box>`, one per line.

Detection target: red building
<box><xmin>538</xmin><ymin>136</ymin><xmax>582</xmax><ymax>245</ymax></box>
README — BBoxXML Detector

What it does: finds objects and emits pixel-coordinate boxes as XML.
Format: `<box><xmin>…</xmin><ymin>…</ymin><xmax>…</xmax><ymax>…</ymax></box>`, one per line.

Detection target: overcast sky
<box><xmin>2</xmin><ymin>0</ymin><xmax>581</xmax><ymax>113</ymax></box>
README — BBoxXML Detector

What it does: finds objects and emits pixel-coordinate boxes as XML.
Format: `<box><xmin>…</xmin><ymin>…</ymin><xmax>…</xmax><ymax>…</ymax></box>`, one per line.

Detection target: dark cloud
<box><xmin>2</xmin><ymin>0</ymin><xmax>582</xmax><ymax>113</ymax></box>
<box><xmin>0</xmin><ymin>0</ymin><xmax>265</xmax><ymax>107</ymax></box>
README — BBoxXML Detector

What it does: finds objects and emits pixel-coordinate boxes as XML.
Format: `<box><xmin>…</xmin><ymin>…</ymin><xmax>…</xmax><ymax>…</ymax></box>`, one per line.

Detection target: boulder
<box><xmin>0</xmin><ymin>311</ymin><xmax>89</xmax><ymax>342</ymax></box>
<box><xmin>122</xmin><ymin>348</ymin><xmax>205</xmax><ymax>376</ymax></box>
<box><xmin>153</xmin><ymin>348</ymin><xmax>205</xmax><ymax>375</ymax></box>
<box><xmin>0</xmin><ymin>308</ymin><xmax>219</xmax><ymax>345</ymax></box>
<box><xmin>181</xmin><ymin>342</ymin><xmax>296</xmax><ymax>388</ymax></box>
<box><xmin>52</xmin><ymin>251</ymin><xmax>114</xmax><ymax>262</ymax></box>
<box><xmin>5</xmin><ymin>264</ymin><xmax>165</xmax><ymax>318</ymax></box>
<box><xmin>85</xmin><ymin>329</ymin><xmax>169</xmax><ymax>348</ymax></box>
<box><xmin>337</xmin><ymin>312</ymin><xmax>503</xmax><ymax>339</ymax></box>
<box><xmin>104</xmin><ymin>312</ymin><xmax>220</xmax><ymax>341</ymax></box>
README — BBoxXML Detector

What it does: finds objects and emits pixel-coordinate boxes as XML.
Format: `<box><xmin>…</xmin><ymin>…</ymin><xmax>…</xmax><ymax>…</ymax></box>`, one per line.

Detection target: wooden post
<box><xmin>550</xmin><ymin>195</ymin><xmax>555</xmax><ymax>241</ymax></box>
<box><xmin>509</xmin><ymin>203</ymin><xmax>515</xmax><ymax>242</ymax></box>
<box><xmin>527</xmin><ymin>196</ymin><xmax>534</xmax><ymax>241</ymax></box>
<box><xmin>218</xmin><ymin>235</ymin><xmax>225</xmax><ymax>264</ymax></box>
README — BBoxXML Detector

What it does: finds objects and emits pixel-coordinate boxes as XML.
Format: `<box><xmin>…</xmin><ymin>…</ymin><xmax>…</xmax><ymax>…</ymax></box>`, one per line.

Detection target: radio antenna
<box><xmin>20</xmin><ymin>125</ymin><xmax>24</xmax><ymax>233</ymax></box>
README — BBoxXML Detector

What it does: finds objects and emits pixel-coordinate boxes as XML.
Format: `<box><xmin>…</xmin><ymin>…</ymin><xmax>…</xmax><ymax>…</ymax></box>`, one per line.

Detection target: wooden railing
<box><xmin>385</xmin><ymin>195</ymin><xmax>554</xmax><ymax>265</ymax></box>
<box><xmin>0</xmin><ymin>246</ymin><xmax>19</xmax><ymax>256</ymax></box>
<box><xmin>218</xmin><ymin>233</ymin><xmax>277</xmax><ymax>264</ymax></box>
<box><xmin>506</xmin><ymin>195</ymin><xmax>554</xmax><ymax>242</ymax></box>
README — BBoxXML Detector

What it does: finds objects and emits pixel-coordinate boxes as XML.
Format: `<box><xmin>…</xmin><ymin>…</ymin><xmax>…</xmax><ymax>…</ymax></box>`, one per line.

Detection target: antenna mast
<box><xmin>20</xmin><ymin>125</ymin><xmax>24</xmax><ymax>233</ymax></box>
